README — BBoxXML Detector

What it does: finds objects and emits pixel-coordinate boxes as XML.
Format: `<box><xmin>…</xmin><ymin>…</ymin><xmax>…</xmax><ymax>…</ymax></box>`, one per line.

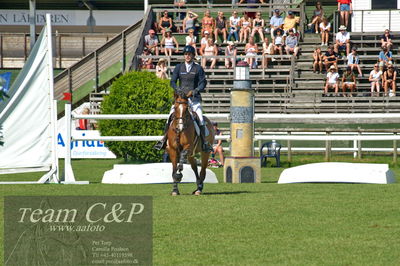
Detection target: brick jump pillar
<box><xmin>224</xmin><ymin>61</ymin><xmax>261</xmax><ymax>183</ymax></box>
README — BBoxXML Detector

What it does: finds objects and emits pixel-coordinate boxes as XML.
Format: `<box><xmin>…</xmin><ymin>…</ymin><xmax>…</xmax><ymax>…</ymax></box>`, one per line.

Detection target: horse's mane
<box><xmin>174</xmin><ymin>90</ymin><xmax>188</xmax><ymax>100</ymax></box>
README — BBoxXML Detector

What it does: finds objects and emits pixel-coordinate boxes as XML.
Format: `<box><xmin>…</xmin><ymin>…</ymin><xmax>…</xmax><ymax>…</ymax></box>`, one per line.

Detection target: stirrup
<box><xmin>154</xmin><ymin>139</ymin><xmax>166</xmax><ymax>150</ymax></box>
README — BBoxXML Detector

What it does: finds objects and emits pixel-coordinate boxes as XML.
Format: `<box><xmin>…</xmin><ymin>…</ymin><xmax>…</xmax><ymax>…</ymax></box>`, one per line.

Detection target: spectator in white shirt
<box><xmin>319</xmin><ymin>18</ymin><xmax>331</xmax><ymax>46</ymax></box>
<box><xmin>347</xmin><ymin>47</ymin><xmax>362</xmax><ymax>77</ymax></box>
<box><xmin>369</xmin><ymin>63</ymin><xmax>383</xmax><ymax>96</ymax></box>
<box><xmin>185</xmin><ymin>28</ymin><xmax>198</xmax><ymax>56</ymax></box>
<box><xmin>334</xmin><ymin>25</ymin><xmax>350</xmax><ymax>55</ymax></box>
<box><xmin>324</xmin><ymin>65</ymin><xmax>339</xmax><ymax>95</ymax></box>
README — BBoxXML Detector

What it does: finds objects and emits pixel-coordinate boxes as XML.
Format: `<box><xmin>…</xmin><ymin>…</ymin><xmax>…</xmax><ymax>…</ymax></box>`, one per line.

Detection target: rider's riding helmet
<box><xmin>183</xmin><ymin>45</ymin><xmax>196</xmax><ymax>55</ymax></box>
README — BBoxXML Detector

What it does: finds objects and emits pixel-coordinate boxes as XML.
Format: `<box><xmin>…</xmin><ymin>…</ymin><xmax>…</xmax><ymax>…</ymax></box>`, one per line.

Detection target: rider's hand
<box><xmin>187</xmin><ymin>90</ymin><xmax>193</xmax><ymax>98</ymax></box>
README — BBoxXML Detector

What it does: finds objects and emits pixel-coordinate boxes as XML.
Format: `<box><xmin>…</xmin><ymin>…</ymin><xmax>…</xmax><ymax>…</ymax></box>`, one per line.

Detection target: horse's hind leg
<box><xmin>188</xmin><ymin>156</ymin><xmax>201</xmax><ymax>195</ymax></box>
<box><xmin>192</xmin><ymin>151</ymin><xmax>210</xmax><ymax>195</ymax></box>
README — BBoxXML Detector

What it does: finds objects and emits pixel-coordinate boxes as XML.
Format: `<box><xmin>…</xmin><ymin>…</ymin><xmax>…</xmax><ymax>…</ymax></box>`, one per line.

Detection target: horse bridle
<box><xmin>173</xmin><ymin>99</ymin><xmax>190</xmax><ymax>132</ymax></box>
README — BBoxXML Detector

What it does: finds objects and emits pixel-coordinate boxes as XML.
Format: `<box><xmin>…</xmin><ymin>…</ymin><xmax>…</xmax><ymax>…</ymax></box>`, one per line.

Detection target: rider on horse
<box><xmin>154</xmin><ymin>45</ymin><xmax>213</xmax><ymax>152</ymax></box>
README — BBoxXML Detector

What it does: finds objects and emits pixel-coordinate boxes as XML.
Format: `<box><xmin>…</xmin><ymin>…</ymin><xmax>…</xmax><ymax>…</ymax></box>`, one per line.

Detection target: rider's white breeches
<box><xmin>168</xmin><ymin>99</ymin><xmax>204</xmax><ymax>125</ymax></box>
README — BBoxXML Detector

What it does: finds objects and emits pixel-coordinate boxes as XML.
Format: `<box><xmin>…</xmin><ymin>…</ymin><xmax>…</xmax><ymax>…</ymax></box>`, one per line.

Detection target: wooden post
<box><xmin>287</xmin><ymin>131</ymin><xmax>292</xmax><ymax>163</ymax></box>
<box><xmin>393</xmin><ymin>132</ymin><xmax>397</xmax><ymax>164</ymax></box>
<box><xmin>357</xmin><ymin>131</ymin><xmax>362</xmax><ymax>159</ymax></box>
<box><xmin>58</xmin><ymin>33</ymin><xmax>62</xmax><ymax>68</ymax></box>
<box><xmin>325</xmin><ymin>131</ymin><xmax>331</xmax><ymax>161</ymax></box>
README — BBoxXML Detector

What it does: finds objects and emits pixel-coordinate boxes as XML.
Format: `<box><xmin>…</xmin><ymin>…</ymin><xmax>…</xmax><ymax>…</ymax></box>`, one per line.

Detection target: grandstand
<box><xmin>1</xmin><ymin>0</ymin><xmax>400</xmax><ymax>115</ymax></box>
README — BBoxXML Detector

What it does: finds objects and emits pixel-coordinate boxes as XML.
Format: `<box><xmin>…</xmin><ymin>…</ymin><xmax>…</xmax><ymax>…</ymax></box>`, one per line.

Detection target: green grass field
<box><xmin>1</xmin><ymin>156</ymin><xmax>400</xmax><ymax>265</ymax></box>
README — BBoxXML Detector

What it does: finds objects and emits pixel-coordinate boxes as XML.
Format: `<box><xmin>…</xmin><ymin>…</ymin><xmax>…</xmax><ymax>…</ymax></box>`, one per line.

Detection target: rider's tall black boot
<box><xmin>200</xmin><ymin>125</ymin><xmax>213</xmax><ymax>152</ymax></box>
<box><xmin>154</xmin><ymin>123</ymin><xmax>169</xmax><ymax>150</ymax></box>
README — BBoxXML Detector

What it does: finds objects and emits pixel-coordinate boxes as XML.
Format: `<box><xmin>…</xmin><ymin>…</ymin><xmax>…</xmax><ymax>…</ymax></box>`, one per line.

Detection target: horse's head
<box><xmin>173</xmin><ymin>91</ymin><xmax>191</xmax><ymax>133</ymax></box>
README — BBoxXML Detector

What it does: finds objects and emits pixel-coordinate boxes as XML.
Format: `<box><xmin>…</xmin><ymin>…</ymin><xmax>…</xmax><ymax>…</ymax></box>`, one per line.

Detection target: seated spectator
<box><xmin>156</xmin><ymin>58</ymin><xmax>168</xmax><ymax>79</ymax></box>
<box><xmin>283</xmin><ymin>11</ymin><xmax>300</xmax><ymax>35</ymax></box>
<box><xmin>214</xmin><ymin>11</ymin><xmax>228</xmax><ymax>44</ymax></box>
<box><xmin>174</xmin><ymin>0</ymin><xmax>187</xmax><ymax>21</ymax></box>
<box><xmin>313</xmin><ymin>46</ymin><xmax>323</xmax><ymax>73</ymax></box>
<box><xmin>201</xmin><ymin>10</ymin><xmax>215</xmax><ymax>35</ymax></box>
<box><xmin>225</xmin><ymin>41</ymin><xmax>237</xmax><ymax>69</ymax></box>
<box><xmin>228</xmin><ymin>11</ymin><xmax>240</xmax><ymax>42</ymax></box>
<box><xmin>140</xmin><ymin>48</ymin><xmax>154</xmax><ymax>69</ymax></box>
<box><xmin>270</xmin><ymin>9</ymin><xmax>284</xmax><ymax>38</ymax></box>
<box><xmin>201</xmin><ymin>38</ymin><xmax>218</xmax><ymax>69</ymax></box>
<box><xmin>334</xmin><ymin>25</ymin><xmax>350</xmax><ymax>56</ymax></box>
<box><xmin>76</xmin><ymin>108</ymin><xmax>91</xmax><ymax>130</ymax></box>
<box><xmin>308</xmin><ymin>2</ymin><xmax>324</xmax><ymax>34</ymax></box>
<box><xmin>245</xmin><ymin>36</ymin><xmax>258</xmax><ymax>68</ymax></box>
<box><xmin>161</xmin><ymin>30</ymin><xmax>179</xmax><ymax>57</ymax></box>
<box><xmin>319</xmin><ymin>18</ymin><xmax>331</xmax><ymax>46</ymax></box>
<box><xmin>285</xmin><ymin>29</ymin><xmax>299</xmax><ymax>57</ymax></box>
<box><xmin>211</xmin><ymin>122</ymin><xmax>224</xmax><ymax>166</ymax></box>
<box><xmin>324</xmin><ymin>65</ymin><xmax>339</xmax><ymax>95</ymax></box>
<box><xmin>384</xmin><ymin>64</ymin><xmax>397</xmax><ymax>96</ymax></box>
<box><xmin>378</xmin><ymin>46</ymin><xmax>393</xmax><ymax>67</ymax></box>
<box><xmin>381</xmin><ymin>29</ymin><xmax>394</xmax><ymax>51</ymax></box>
<box><xmin>159</xmin><ymin>10</ymin><xmax>173</xmax><ymax>36</ymax></box>
<box><xmin>273</xmin><ymin>29</ymin><xmax>284</xmax><ymax>58</ymax></box>
<box><xmin>347</xmin><ymin>47</ymin><xmax>362</xmax><ymax>77</ymax></box>
<box><xmin>185</xmin><ymin>28</ymin><xmax>198</xmax><ymax>56</ymax></box>
<box><xmin>341</xmin><ymin>66</ymin><xmax>356</xmax><ymax>96</ymax></box>
<box><xmin>369</xmin><ymin>64</ymin><xmax>383</xmax><ymax>96</ymax></box>
<box><xmin>323</xmin><ymin>45</ymin><xmax>338</xmax><ymax>71</ymax></box>
<box><xmin>251</xmin><ymin>12</ymin><xmax>264</xmax><ymax>42</ymax></box>
<box><xmin>144</xmin><ymin>29</ymin><xmax>159</xmax><ymax>56</ymax></box>
<box><xmin>200</xmin><ymin>31</ymin><xmax>211</xmax><ymax>53</ymax></box>
<box><xmin>239</xmin><ymin>0</ymin><xmax>265</xmax><ymax>19</ymax></box>
<box><xmin>183</xmin><ymin>10</ymin><xmax>199</xmax><ymax>33</ymax></box>
<box><xmin>240</xmin><ymin>13</ymin><xmax>252</xmax><ymax>43</ymax></box>
<box><xmin>262</xmin><ymin>37</ymin><xmax>274</xmax><ymax>68</ymax></box>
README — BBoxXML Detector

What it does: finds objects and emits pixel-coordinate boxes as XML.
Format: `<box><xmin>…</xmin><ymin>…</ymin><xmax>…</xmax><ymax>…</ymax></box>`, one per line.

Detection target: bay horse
<box><xmin>166</xmin><ymin>91</ymin><xmax>215</xmax><ymax>196</ymax></box>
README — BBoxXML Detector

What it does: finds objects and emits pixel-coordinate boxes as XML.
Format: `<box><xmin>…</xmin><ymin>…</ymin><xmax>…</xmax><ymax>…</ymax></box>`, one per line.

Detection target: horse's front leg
<box><xmin>169</xmin><ymin>149</ymin><xmax>181</xmax><ymax>196</ymax></box>
<box><xmin>195</xmin><ymin>151</ymin><xmax>210</xmax><ymax>195</ymax></box>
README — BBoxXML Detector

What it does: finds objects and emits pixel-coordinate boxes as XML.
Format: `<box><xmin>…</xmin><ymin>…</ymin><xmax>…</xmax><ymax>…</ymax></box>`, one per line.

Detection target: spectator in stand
<box><xmin>381</xmin><ymin>29</ymin><xmax>394</xmax><ymax>51</ymax></box>
<box><xmin>159</xmin><ymin>10</ymin><xmax>173</xmax><ymax>36</ymax></box>
<box><xmin>308</xmin><ymin>2</ymin><xmax>324</xmax><ymax>34</ymax></box>
<box><xmin>337</xmin><ymin>0</ymin><xmax>352</xmax><ymax>29</ymax></box>
<box><xmin>240</xmin><ymin>13</ymin><xmax>252</xmax><ymax>43</ymax></box>
<box><xmin>251</xmin><ymin>12</ymin><xmax>265</xmax><ymax>42</ymax></box>
<box><xmin>378</xmin><ymin>46</ymin><xmax>393</xmax><ymax>67</ymax></box>
<box><xmin>262</xmin><ymin>37</ymin><xmax>274</xmax><ymax>68</ymax></box>
<box><xmin>347</xmin><ymin>47</ymin><xmax>362</xmax><ymax>77</ymax></box>
<box><xmin>144</xmin><ymin>29</ymin><xmax>159</xmax><ymax>56</ymax></box>
<box><xmin>140</xmin><ymin>47</ymin><xmax>154</xmax><ymax>69</ymax></box>
<box><xmin>239</xmin><ymin>0</ymin><xmax>265</xmax><ymax>19</ymax></box>
<box><xmin>201</xmin><ymin>10</ymin><xmax>215</xmax><ymax>35</ymax></box>
<box><xmin>174</xmin><ymin>0</ymin><xmax>187</xmax><ymax>23</ymax></box>
<box><xmin>313</xmin><ymin>46</ymin><xmax>323</xmax><ymax>73</ymax></box>
<box><xmin>270</xmin><ymin>9</ymin><xmax>284</xmax><ymax>38</ymax></box>
<box><xmin>161</xmin><ymin>30</ymin><xmax>179</xmax><ymax>57</ymax></box>
<box><xmin>211</xmin><ymin>122</ymin><xmax>224</xmax><ymax>166</ymax></box>
<box><xmin>324</xmin><ymin>65</ymin><xmax>339</xmax><ymax>95</ymax></box>
<box><xmin>183</xmin><ymin>10</ymin><xmax>199</xmax><ymax>33</ymax></box>
<box><xmin>214</xmin><ymin>11</ymin><xmax>228</xmax><ymax>44</ymax></box>
<box><xmin>76</xmin><ymin>108</ymin><xmax>91</xmax><ymax>130</ymax></box>
<box><xmin>185</xmin><ymin>28</ymin><xmax>198</xmax><ymax>56</ymax></box>
<box><xmin>156</xmin><ymin>58</ymin><xmax>168</xmax><ymax>79</ymax></box>
<box><xmin>228</xmin><ymin>11</ymin><xmax>241</xmax><ymax>43</ymax></box>
<box><xmin>369</xmin><ymin>63</ymin><xmax>383</xmax><ymax>96</ymax></box>
<box><xmin>200</xmin><ymin>31</ymin><xmax>211</xmax><ymax>53</ymax></box>
<box><xmin>273</xmin><ymin>28</ymin><xmax>284</xmax><ymax>59</ymax></box>
<box><xmin>341</xmin><ymin>66</ymin><xmax>356</xmax><ymax>96</ymax></box>
<box><xmin>319</xmin><ymin>18</ymin><xmax>331</xmax><ymax>46</ymax></box>
<box><xmin>323</xmin><ymin>45</ymin><xmax>338</xmax><ymax>72</ymax></box>
<box><xmin>201</xmin><ymin>38</ymin><xmax>218</xmax><ymax>69</ymax></box>
<box><xmin>384</xmin><ymin>64</ymin><xmax>397</xmax><ymax>96</ymax></box>
<box><xmin>283</xmin><ymin>11</ymin><xmax>300</xmax><ymax>35</ymax></box>
<box><xmin>225</xmin><ymin>41</ymin><xmax>237</xmax><ymax>69</ymax></box>
<box><xmin>245</xmin><ymin>36</ymin><xmax>258</xmax><ymax>68</ymax></box>
<box><xmin>285</xmin><ymin>29</ymin><xmax>299</xmax><ymax>57</ymax></box>
<box><xmin>334</xmin><ymin>25</ymin><xmax>350</xmax><ymax>56</ymax></box>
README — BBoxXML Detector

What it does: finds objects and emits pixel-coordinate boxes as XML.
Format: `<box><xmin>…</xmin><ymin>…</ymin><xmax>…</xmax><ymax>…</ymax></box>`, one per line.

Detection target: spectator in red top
<box><xmin>337</xmin><ymin>0</ymin><xmax>352</xmax><ymax>29</ymax></box>
<box><xmin>76</xmin><ymin>108</ymin><xmax>91</xmax><ymax>130</ymax></box>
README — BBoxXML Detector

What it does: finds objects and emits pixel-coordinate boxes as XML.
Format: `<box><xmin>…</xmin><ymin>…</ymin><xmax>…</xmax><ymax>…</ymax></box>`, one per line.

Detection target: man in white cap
<box><xmin>224</xmin><ymin>41</ymin><xmax>237</xmax><ymax>68</ymax></box>
<box><xmin>324</xmin><ymin>65</ymin><xmax>339</xmax><ymax>95</ymax></box>
<box><xmin>334</xmin><ymin>25</ymin><xmax>350</xmax><ymax>56</ymax></box>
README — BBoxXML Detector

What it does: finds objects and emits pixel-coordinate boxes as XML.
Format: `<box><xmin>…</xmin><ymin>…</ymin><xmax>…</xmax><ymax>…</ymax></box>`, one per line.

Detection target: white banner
<box><xmin>0</xmin><ymin>10</ymin><xmax>143</xmax><ymax>26</ymax></box>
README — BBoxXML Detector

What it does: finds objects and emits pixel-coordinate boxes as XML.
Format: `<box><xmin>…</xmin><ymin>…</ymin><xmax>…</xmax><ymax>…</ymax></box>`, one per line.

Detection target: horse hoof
<box><xmin>193</xmin><ymin>190</ymin><xmax>201</xmax><ymax>196</ymax></box>
<box><xmin>171</xmin><ymin>191</ymin><xmax>180</xmax><ymax>196</ymax></box>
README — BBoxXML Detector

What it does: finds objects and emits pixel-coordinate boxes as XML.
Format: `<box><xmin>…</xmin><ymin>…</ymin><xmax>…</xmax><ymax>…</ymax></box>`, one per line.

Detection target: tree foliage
<box><xmin>98</xmin><ymin>71</ymin><xmax>173</xmax><ymax>161</ymax></box>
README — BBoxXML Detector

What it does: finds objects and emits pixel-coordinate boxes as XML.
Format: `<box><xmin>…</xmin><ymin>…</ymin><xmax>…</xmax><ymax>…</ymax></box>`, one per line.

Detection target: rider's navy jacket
<box><xmin>170</xmin><ymin>62</ymin><xmax>207</xmax><ymax>101</ymax></box>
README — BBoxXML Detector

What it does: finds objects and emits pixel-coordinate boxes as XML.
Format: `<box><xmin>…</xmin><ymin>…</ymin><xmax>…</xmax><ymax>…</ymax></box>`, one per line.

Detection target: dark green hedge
<box><xmin>98</xmin><ymin>71</ymin><xmax>173</xmax><ymax>161</ymax></box>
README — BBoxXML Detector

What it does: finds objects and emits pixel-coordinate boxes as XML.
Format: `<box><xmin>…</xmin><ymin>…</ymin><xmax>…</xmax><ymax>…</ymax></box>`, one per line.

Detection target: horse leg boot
<box><xmin>200</xmin><ymin>125</ymin><xmax>213</xmax><ymax>152</ymax></box>
<box><xmin>154</xmin><ymin>121</ymin><xmax>169</xmax><ymax>150</ymax></box>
